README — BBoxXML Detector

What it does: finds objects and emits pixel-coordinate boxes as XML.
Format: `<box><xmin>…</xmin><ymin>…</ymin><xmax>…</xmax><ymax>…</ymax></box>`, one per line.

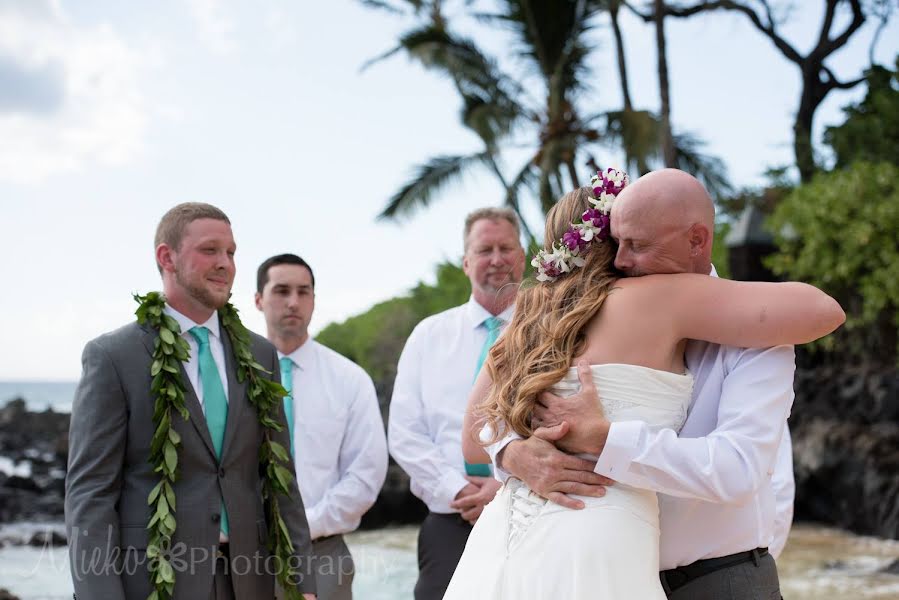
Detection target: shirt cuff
<box><xmin>438</xmin><ymin>470</ymin><xmax>470</xmax><ymax>509</ymax></box>
<box><xmin>485</xmin><ymin>431</ymin><xmax>522</xmax><ymax>484</ymax></box>
<box><xmin>594</xmin><ymin>420</ymin><xmax>643</xmax><ymax>478</ymax></box>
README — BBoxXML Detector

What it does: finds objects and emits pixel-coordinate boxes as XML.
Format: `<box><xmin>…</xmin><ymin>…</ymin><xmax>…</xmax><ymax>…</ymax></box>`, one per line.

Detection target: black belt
<box><xmin>660</xmin><ymin>548</ymin><xmax>768</xmax><ymax>593</ymax></box>
<box><xmin>216</xmin><ymin>542</ymin><xmax>230</xmax><ymax>560</ymax></box>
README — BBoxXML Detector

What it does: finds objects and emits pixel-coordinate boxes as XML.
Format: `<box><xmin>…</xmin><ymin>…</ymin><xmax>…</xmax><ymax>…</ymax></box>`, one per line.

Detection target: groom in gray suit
<box><xmin>65</xmin><ymin>203</ymin><xmax>317</xmax><ymax>599</ymax></box>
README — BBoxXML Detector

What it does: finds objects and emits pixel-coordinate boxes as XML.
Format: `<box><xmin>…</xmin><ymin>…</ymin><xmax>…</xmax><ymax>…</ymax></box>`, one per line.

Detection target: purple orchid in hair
<box><xmin>562</xmin><ymin>226</ymin><xmax>589</xmax><ymax>252</ymax></box>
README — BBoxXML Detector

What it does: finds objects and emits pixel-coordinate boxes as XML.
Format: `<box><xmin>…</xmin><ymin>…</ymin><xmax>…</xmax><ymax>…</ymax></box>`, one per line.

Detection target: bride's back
<box><xmin>574</xmin><ymin>275</ymin><xmax>689</xmax><ymax>376</ymax></box>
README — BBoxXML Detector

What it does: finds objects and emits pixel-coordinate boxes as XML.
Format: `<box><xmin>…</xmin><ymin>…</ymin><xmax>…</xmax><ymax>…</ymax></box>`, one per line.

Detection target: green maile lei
<box><xmin>134</xmin><ymin>291</ymin><xmax>303</xmax><ymax>600</ymax></box>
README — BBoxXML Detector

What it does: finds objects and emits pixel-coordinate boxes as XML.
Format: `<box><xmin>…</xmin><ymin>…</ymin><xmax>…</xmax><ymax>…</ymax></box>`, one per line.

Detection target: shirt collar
<box><xmin>278</xmin><ymin>337</ymin><xmax>315</xmax><ymax>371</ymax></box>
<box><xmin>466</xmin><ymin>295</ymin><xmax>515</xmax><ymax>330</ymax></box>
<box><xmin>164</xmin><ymin>305</ymin><xmax>222</xmax><ymax>341</ymax></box>
<box><xmin>710</xmin><ymin>264</ymin><xmax>719</xmax><ymax>278</ymax></box>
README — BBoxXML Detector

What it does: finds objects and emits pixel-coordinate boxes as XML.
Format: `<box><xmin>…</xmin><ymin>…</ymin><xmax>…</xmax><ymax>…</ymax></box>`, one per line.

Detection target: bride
<box><xmin>442</xmin><ymin>169</ymin><xmax>844</xmax><ymax>599</ymax></box>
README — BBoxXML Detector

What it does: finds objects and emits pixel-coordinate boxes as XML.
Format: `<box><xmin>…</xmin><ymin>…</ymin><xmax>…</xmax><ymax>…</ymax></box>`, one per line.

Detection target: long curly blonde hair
<box><xmin>479</xmin><ymin>186</ymin><xmax>619</xmax><ymax>442</ymax></box>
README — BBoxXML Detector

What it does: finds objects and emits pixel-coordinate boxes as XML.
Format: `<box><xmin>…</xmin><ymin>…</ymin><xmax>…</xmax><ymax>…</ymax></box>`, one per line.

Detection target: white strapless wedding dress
<box><xmin>443</xmin><ymin>364</ymin><xmax>693</xmax><ymax>600</ymax></box>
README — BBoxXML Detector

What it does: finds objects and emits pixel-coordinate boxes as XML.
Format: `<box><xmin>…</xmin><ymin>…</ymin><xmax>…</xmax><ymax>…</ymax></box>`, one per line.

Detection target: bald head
<box><xmin>613</xmin><ymin>169</ymin><xmax>715</xmax><ymax>231</ymax></box>
<box><xmin>610</xmin><ymin>169</ymin><xmax>715</xmax><ymax>276</ymax></box>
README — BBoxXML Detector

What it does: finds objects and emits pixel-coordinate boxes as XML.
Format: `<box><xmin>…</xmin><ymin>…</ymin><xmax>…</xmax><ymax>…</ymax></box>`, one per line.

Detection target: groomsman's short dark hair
<box><xmin>257</xmin><ymin>254</ymin><xmax>315</xmax><ymax>293</ymax></box>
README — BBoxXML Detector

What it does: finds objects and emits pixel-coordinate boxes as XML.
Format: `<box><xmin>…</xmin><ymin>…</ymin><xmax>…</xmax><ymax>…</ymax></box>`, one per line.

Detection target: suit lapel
<box><xmin>140</xmin><ymin>324</ymin><xmax>217</xmax><ymax>460</ymax></box>
<box><xmin>220</xmin><ymin>318</ymin><xmax>246</xmax><ymax>460</ymax></box>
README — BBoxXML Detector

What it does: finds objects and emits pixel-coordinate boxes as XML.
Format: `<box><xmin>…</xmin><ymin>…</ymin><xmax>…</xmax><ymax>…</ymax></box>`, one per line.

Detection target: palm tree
<box><xmin>363</xmin><ymin>0</ymin><xmax>732</xmax><ymax>226</ymax></box>
<box><xmin>364</xmin><ymin>0</ymin><xmax>607</xmax><ymax>224</ymax></box>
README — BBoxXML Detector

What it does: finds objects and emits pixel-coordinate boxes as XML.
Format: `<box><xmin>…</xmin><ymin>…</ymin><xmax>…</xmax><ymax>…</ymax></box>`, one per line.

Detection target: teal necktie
<box><xmin>188</xmin><ymin>326</ymin><xmax>230</xmax><ymax>536</ymax></box>
<box><xmin>466</xmin><ymin>316</ymin><xmax>505</xmax><ymax>477</ymax></box>
<box><xmin>279</xmin><ymin>356</ymin><xmax>296</xmax><ymax>457</ymax></box>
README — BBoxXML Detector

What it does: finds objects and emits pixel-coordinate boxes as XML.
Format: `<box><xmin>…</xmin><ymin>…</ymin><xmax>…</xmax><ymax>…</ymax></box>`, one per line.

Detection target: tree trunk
<box><xmin>565</xmin><ymin>156</ymin><xmax>580</xmax><ymax>190</ymax></box>
<box><xmin>654</xmin><ymin>0</ymin><xmax>677</xmax><ymax>167</ymax></box>
<box><xmin>795</xmin><ymin>66</ymin><xmax>829</xmax><ymax>183</ymax></box>
<box><xmin>610</xmin><ymin>0</ymin><xmax>633</xmax><ymax>111</ymax></box>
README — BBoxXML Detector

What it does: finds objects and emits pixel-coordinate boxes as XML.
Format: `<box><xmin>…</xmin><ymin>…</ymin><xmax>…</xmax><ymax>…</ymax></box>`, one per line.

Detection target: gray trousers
<box><xmin>311</xmin><ymin>535</ymin><xmax>355</xmax><ymax>600</ymax></box>
<box><xmin>414</xmin><ymin>512</ymin><xmax>473</xmax><ymax>600</ymax></box>
<box><xmin>663</xmin><ymin>551</ymin><xmax>782</xmax><ymax>600</ymax></box>
<box><xmin>209</xmin><ymin>552</ymin><xmax>235</xmax><ymax>600</ymax></box>
<box><xmin>276</xmin><ymin>534</ymin><xmax>354</xmax><ymax>600</ymax></box>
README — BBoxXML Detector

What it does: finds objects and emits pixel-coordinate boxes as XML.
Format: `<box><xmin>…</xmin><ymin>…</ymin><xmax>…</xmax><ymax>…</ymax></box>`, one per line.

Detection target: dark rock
<box><xmin>27</xmin><ymin>529</ymin><xmax>67</xmax><ymax>547</ymax></box>
<box><xmin>882</xmin><ymin>558</ymin><xmax>899</xmax><ymax>575</ymax></box>
<box><xmin>0</xmin><ymin>398</ymin><xmax>26</xmax><ymax>425</ymax></box>
<box><xmin>791</xmin><ymin>361</ymin><xmax>899</xmax><ymax>540</ymax></box>
<box><xmin>0</xmin><ymin>588</ymin><xmax>22</xmax><ymax>600</ymax></box>
<box><xmin>4</xmin><ymin>475</ymin><xmax>39</xmax><ymax>493</ymax></box>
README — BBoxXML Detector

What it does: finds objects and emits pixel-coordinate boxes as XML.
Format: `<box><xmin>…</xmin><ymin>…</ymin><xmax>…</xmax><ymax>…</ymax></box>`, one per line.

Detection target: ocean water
<box><xmin>1</xmin><ymin>523</ymin><xmax>898</xmax><ymax>599</ymax></box>
<box><xmin>0</xmin><ymin>381</ymin><xmax>77</xmax><ymax>414</ymax></box>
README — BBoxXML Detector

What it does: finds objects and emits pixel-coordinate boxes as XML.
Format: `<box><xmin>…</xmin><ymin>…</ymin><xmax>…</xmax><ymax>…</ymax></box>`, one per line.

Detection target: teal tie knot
<box><xmin>484</xmin><ymin>316</ymin><xmax>504</xmax><ymax>334</ymax></box>
<box><xmin>279</xmin><ymin>357</ymin><xmax>296</xmax><ymax>457</ymax></box>
<box><xmin>189</xmin><ymin>325</ymin><xmax>210</xmax><ymax>346</ymax></box>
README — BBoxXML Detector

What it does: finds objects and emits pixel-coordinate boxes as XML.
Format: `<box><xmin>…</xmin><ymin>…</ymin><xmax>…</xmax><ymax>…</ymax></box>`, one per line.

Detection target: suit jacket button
<box><xmin>218</xmin><ymin>467</ymin><xmax>225</xmax><ymax>478</ymax></box>
<box><xmin>212</xmin><ymin>513</ymin><xmax>220</xmax><ymax>523</ymax></box>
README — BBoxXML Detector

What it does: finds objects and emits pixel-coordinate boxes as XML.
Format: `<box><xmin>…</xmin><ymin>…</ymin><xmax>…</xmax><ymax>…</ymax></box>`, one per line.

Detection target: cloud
<box><xmin>186</xmin><ymin>0</ymin><xmax>236</xmax><ymax>55</ymax></box>
<box><xmin>0</xmin><ymin>53</ymin><xmax>65</xmax><ymax>114</ymax></box>
<box><xmin>0</xmin><ymin>1</ymin><xmax>156</xmax><ymax>183</ymax></box>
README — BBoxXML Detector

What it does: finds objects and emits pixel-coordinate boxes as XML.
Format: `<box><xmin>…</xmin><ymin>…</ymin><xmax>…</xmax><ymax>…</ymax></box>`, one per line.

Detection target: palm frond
<box><xmin>604</xmin><ymin>109</ymin><xmax>660</xmax><ymax>175</ymax></box>
<box><xmin>378</xmin><ymin>152</ymin><xmax>493</xmax><ymax>220</ymax></box>
<box><xmin>672</xmin><ymin>132</ymin><xmax>733</xmax><ymax>200</ymax></box>
<box><xmin>357</xmin><ymin>0</ymin><xmax>424</xmax><ymax>15</ymax></box>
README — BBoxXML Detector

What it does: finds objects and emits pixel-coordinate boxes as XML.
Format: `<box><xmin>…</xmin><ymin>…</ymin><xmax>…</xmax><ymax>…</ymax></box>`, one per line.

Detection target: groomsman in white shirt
<box><xmin>388</xmin><ymin>207</ymin><xmax>527</xmax><ymax>600</ymax></box>
<box><xmin>256</xmin><ymin>253</ymin><xmax>389</xmax><ymax>600</ymax></box>
<box><xmin>490</xmin><ymin>169</ymin><xmax>795</xmax><ymax>599</ymax></box>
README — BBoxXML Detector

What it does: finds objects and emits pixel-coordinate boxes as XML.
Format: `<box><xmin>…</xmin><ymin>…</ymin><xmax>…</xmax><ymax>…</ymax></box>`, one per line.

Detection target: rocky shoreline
<box><xmin>1</xmin><ymin>361</ymin><xmax>897</xmax><ymax>542</ymax></box>
<box><xmin>0</xmin><ymin>396</ymin><xmax>426</xmax><ymax>535</ymax></box>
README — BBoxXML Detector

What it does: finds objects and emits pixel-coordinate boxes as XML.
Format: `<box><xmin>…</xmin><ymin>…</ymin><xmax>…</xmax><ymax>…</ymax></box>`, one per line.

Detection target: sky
<box><xmin>0</xmin><ymin>0</ymin><xmax>896</xmax><ymax>381</ymax></box>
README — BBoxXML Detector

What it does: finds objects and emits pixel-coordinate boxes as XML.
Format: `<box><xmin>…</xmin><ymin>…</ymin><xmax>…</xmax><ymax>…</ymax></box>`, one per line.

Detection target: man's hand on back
<box><xmin>498</xmin><ymin>424</ymin><xmax>613</xmax><ymax>510</ymax></box>
<box><xmin>532</xmin><ymin>361</ymin><xmax>611</xmax><ymax>456</ymax></box>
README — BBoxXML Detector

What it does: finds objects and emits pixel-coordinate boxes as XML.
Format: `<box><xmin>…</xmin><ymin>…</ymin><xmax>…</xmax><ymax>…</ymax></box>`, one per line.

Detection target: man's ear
<box><xmin>254</xmin><ymin>292</ymin><xmax>263</xmax><ymax>311</ymax></box>
<box><xmin>156</xmin><ymin>244</ymin><xmax>175</xmax><ymax>273</ymax></box>
<box><xmin>689</xmin><ymin>224</ymin><xmax>712</xmax><ymax>257</ymax></box>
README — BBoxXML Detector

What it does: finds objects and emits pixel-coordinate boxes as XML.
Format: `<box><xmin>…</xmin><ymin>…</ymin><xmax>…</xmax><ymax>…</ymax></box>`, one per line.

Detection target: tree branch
<box><xmin>635</xmin><ymin>1</ymin><xmax>804</xmax><ymax>64</ymax></box>
<box><xmin>814</xmin><ymin>0</ymin><xmax>866</xmax><ymax>61</ymax></box>
<box><xmin>820</xmin><ymin>65</ymin><xmax>865</xmax><ymax>91</ymax></box>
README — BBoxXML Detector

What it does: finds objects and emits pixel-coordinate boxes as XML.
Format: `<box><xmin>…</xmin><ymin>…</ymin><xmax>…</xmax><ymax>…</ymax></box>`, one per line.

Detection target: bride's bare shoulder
<box><xmin>610</xmin><ymin>272</ymin><xmax>708</xmax><ymax>298</ymax></box>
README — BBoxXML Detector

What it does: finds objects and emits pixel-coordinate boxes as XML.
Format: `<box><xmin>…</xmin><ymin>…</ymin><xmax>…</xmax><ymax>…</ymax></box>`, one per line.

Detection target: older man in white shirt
<box><xmin>389</xmin><ymin>207</ymin><xmax>526</xmax><ymax>600</ymax></box>
<box><xmin>256</xmin><ymin>254</ymin><xmax>388</xmax><ymax>600</ymax></box>
<box><xmin>489</xmin><ymin>170</ymin><xmax>795</xmax><ymax>599</ymax></box>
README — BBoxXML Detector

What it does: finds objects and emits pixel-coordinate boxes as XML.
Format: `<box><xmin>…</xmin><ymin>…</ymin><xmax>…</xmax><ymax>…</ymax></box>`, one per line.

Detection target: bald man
<box><xmin>488</xmin><ymin>169</ymin><xmax>795</xmax><ymax>599</ymax></box>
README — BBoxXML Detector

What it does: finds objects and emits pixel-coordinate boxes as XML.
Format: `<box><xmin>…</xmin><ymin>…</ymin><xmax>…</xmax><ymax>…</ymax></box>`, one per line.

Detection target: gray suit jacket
<box><xmin>65</xmin><ymin>319</ymin><xmax>316</xmax><ymax>599</ymax></box>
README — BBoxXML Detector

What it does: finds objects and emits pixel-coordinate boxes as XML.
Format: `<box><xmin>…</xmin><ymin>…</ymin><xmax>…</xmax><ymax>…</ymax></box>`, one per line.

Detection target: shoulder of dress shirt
<box><xmin>310</xmin><ymin>340</ymin><xmax>375</xmax><ymax>385</ymax></box>
<box><xmin>723</xmin><ymin>343</ymin><xmax>795</xmax><ymax>371</ymax></box>
<box><xmin>407</xmin><ymin>301</ymin><xmax>470</xmax><ymax>341</ymax></box>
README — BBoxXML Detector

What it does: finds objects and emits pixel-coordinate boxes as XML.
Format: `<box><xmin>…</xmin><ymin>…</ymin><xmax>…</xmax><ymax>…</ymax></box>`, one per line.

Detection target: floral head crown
<box><xmin>531</xmin><ymin>167</ymin><xmax>629</xmax><ymax>282</ymax></box>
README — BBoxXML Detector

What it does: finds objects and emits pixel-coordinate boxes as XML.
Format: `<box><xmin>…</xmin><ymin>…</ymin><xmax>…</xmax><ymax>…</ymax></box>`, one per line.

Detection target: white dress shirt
<box><xmin>280</xmin><ymin>339</ymin><xmax>388</xmax><ymax>540</ymax></box>
<box><xmin>389</xmin><ymin>297</ymin><xmax>515</xmax><ymax>514</ymax></box>
<box><xmin>164</xmin><ymin>306</ymin><xmax>229</xmax><ymax>408</ymax></box>
<box><xmin>488</xmin><ymin>268</ymin><xmax>797</xmax><ymax>568</ymax></box>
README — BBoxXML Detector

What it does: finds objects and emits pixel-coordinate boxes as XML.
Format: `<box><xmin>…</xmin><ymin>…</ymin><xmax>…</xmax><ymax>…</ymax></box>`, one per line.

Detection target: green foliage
<box><xmin>316</xmin><ymin>261</ymin><xmax>470</xmax><ymax>391</ymax></box>
<box><xmin>824</xmin><ymin>58</ymin><xmax>899</xmax><ymax>168</ymax></box>
<box><xmin>711</xmin><ymin>221</ymin><xmax>731</xmax><ymax>280</ymax></box>
<box><xmin>766</xmin><ymin>162</ymin><xmax>899</xmax><ymax>361</ymax></box>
